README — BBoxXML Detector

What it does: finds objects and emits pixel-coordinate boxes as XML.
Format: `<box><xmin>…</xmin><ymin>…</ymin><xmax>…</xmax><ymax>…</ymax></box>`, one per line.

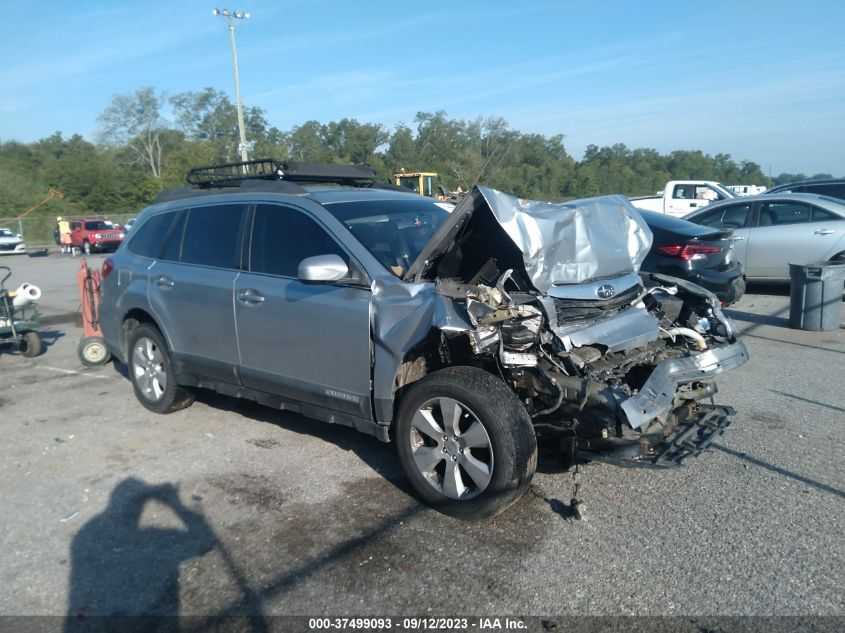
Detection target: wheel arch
<box><xmin>381</xmin><ymin>328</ymin><xmax>503</xmax><ymax>433</ymax></box>
<box><xmin>121</xmin><ymin>308</ymin><xmax>168</xmax><ymax>361</ymax></box>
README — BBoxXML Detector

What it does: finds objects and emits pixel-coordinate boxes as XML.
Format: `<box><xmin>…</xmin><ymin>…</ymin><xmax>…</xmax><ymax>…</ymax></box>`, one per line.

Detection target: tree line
<box><xmin>1</xmin><ymin>86</ymin><xmax>837</xmax><ymax>221</ymax></box>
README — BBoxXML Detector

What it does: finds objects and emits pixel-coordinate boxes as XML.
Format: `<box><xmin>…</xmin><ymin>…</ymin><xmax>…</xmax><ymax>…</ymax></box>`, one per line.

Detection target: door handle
<box><xmin>733</xmin><ymin>236</ymin><xmax>746</xmax><ymax>241</ymax></box>
<box><xmin>238</xmin><ymin>289</ymin><xmax>265</xmax><ymax>304</ymax></box>
<box><xmin>155</xmin><ymin>275</ymin><xmax>174</xmax><ymax>289</ymax></box>
<box><xmin>689</xmin><ymin>202</ymin><xmax>698</xmax><ymax>208</ymax></box>
<box><xmin>813</xmin><ymin>229</ymin><xmax>835</xmax><ymax>235</ymax></box>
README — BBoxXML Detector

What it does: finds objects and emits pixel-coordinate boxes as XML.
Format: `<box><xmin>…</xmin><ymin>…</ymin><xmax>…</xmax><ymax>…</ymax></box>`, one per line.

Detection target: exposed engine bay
<box><xmin>435</xmin><ymin>270</ymin><xmax>747</xmax><ymax>465</ymax></box>
<box><xmin>373</xmin><ymin>186</ymin><xmax>749</xmax><ymax>467</ymax></box>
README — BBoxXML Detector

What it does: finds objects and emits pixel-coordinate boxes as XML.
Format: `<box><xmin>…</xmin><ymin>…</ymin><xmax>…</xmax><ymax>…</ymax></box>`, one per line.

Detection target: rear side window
<box><xmin>126</xmin><ymin>213</ymin><xmax>175</xmax><ymax>258</ymax></box>
<box><xmin>180</xmin><ymin>204</ymin><xmax>246</xmax><ymax>269</ymax></box>
<box><xmin>250</xmin><ymin>204</ymin><xmax>347</xmax><ymax>277</ymax></box>
<box><xmin>759</xmin><ymin>202</ymin><xmax>812</xmax><ymax>226</ymax></box>
<box><xmin>811</xmin><ymin>207</ymin><xmax>842</xmax><ymax>222</ymax></box>
<box><xmin>806</xmin><ymin>183</ymin><xmax>845</xmax><ymax>200</ymax></box>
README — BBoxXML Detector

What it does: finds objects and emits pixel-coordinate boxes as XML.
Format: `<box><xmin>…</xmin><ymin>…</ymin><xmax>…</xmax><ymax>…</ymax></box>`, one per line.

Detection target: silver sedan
<box><xmin>683</xmin><ymin>193</ymin><xmax>845</xmax><ymax>280</ymax></box>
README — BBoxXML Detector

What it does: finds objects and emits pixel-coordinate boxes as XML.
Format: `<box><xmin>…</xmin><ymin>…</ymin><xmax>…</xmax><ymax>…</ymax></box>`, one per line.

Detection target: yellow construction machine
<box><xmin>393</xmin><ymin>171</ymin><xmax>463</xmax><ymax>202</ymax></box>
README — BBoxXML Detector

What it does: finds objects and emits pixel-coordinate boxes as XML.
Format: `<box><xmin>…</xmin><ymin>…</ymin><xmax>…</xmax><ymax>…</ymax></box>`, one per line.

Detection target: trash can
<box><xmin>789</xmin><ymin>261</ymin><xmax>845</xmax><ymax>331</ymax></box>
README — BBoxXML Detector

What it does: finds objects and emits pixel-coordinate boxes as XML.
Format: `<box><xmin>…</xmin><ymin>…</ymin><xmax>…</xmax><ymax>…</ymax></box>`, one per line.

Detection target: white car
<box><xmin>0</xmin><ymin>228</ymin><xmax>26</xmax><ymax>255</ymax></box>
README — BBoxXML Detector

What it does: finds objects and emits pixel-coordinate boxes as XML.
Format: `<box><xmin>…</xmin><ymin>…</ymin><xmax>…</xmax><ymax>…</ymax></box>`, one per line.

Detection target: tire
<box><xmin>78</xmin><ymin>336</ymin><xmax>111</xmax><ymax>366</ymax></box>
<box><xmin>19</xmin><ymin>331</ymin><xmax>42</xmax><ymax>358</ymax></box>
<box><xmin>395</xmin><ymin>366</ymin><xmax>537</xmax><ymax>520</ymax></box>
<box><xmin>127</xmin><ymin>323</ymin><xmax>194</xmax><ymax>414</ymax></box>
<box><xmin>83</xmin><ymin>240</ymin><xmax>91</xmax><ymax>255</ymax></box>
<box><xmin>724</xmin><ymin>276</ymin><xmax>746</xmax><ymax>306</ymax></box>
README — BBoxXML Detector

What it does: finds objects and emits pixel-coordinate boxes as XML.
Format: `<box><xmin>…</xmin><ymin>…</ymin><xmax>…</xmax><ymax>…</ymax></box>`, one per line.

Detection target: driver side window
<box><xmin>250</xmin><ymin>204</ymin><xmax>348</xmax><ymax>278</ymax></box>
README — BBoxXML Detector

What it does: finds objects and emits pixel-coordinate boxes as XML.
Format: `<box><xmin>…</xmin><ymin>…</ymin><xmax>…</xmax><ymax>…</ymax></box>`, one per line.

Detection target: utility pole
<box><xmin>212</xmin><ymin>8</ymin><xmax>250</xmax><ymax>163</ymax></box>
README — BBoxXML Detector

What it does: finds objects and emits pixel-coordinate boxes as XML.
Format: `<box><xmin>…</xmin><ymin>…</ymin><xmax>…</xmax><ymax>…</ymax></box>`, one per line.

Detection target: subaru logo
<box><xmin>596</xmin><ymin>284</ymin><xmax>615</xmax><ymax>299</ymax></box>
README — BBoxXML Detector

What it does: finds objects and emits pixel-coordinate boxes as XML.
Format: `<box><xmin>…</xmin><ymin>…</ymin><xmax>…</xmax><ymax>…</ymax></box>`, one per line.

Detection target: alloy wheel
<box><xmin>132</xmin><ymin>336</ymin><xmax>167</xmax><ymax>401</ymax></box>
<box><xmin>408</xmin><ymin>397</ymin><xmax>494</xmax><ymax>500</ymax></box>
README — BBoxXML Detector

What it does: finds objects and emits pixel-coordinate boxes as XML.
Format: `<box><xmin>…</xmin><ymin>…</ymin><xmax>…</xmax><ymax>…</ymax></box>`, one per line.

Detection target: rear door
<box><xmin>147</xmin><ymin>203</ymin><xmax>247</xmax><ymax>383</ymax></box>
<box><xmin>234</xmin><ymin>203</ymin><xmax>373</xmax><ymax>417</ymax></box>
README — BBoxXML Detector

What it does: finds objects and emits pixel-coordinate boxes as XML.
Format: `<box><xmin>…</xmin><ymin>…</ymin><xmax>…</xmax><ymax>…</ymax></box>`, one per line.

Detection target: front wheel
<box><xmin>127</xmin><ymin>324</ymin><xmax>194</xmax><ymax>414</ymax></box>
<box><xmin>395</xmin><ymin>366</ymin><xmax>537</xmax><ymax>520</ymax></box>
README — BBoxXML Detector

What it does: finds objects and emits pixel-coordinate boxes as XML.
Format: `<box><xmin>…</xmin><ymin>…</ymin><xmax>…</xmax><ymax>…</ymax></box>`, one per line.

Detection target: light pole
<box><xmin>212</xmin><ymin>8</ymin><xmax>250</xmax><ymax>163</ymax></box>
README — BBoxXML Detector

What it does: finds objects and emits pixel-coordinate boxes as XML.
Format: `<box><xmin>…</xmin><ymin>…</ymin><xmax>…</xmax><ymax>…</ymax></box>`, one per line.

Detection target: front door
<box><xmin>234</xmin><ymin>203</ymin><xmax>372</xmax><ymax>417</ymax></box>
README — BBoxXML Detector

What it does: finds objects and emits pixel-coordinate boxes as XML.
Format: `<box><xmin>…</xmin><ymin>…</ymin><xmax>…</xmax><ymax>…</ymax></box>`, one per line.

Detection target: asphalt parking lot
<box><xmin>0</xmin><ymin>253</ymin><xmax>843</xmax><ymax>628</ymax></box>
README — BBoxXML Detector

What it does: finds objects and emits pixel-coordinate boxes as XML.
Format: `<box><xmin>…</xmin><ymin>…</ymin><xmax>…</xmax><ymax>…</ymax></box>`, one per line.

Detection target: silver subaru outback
<box><xmin>99</xmin><ymin>161</ymin><xmax>749</xmax><ymax>519</ymax></box>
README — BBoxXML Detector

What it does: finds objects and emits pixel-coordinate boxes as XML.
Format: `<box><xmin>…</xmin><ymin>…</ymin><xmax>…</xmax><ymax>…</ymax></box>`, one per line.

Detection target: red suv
<box><xmin>69</xmin><ymin>218</ymin><xmax>126</xmax><ymax>254</ymax></box>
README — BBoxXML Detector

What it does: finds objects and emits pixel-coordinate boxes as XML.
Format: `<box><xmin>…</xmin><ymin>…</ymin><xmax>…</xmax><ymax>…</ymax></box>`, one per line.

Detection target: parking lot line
<box><xmin>42</xmin><ymin>365</ymin><xmax>114</xmax><ymax>380</ymax></box>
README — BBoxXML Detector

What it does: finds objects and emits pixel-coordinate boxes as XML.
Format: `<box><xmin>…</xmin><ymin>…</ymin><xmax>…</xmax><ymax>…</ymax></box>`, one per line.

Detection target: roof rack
<box><xmin>186</xmin><ymin>158</ymin><xmax>378</xmax><ymax>188</ymax></box>
<box><xmin>187</xmin><ymin>158</ymin><xmax>283</xmax><ymax>187</ymax></box>
<box><xmin>155</xmin><ymin>159</ymin><xmax>397</xmax><ymax>204</ymax></box>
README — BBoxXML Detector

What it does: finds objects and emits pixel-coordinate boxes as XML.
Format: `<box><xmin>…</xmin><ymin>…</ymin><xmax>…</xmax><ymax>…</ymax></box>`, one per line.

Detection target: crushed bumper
<box><xmin>621</xmin><ymin>339</ymin><xmax>749</xmax><ymax>430</ymax></box>
<box><xmin>578</xmin><ymin>404</ymin><xmax>734</xmax><ymax>468</ymax></box>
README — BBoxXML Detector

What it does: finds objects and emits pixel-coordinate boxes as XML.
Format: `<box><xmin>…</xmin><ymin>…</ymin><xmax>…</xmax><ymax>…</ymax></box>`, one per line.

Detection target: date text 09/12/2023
<box><xmin>308</xmin><ymin>617</ymin><xmax>527</xmax><ymax>630</ymax></box>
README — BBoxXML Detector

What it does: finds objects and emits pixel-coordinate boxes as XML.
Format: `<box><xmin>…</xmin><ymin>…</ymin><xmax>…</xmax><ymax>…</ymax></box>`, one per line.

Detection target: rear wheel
<box><xmin>724</xmin><ymin>276</ymin><xmax>746</xmax><ymax>306</ymax></box>
<box><xmin>19</xmin><ymin>331</ymin><xmax>42</xmax><ymax>358</ymax></box>
<box><xmin>127</xmin><ymin>324</ymin><xmax>194</xmax><ymax>413</ymax></box>
<box><xmin>395</xmin><ymin>366</ymin><xmax>537</xmax><ymax>520</ymax></box>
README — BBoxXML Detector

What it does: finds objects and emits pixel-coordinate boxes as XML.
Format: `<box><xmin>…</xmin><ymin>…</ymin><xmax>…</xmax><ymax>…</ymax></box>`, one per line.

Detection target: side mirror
<box><xmin>298</xmin><ymin>254</ymin><xmax>349</xmax><ymax>283</ymax></box>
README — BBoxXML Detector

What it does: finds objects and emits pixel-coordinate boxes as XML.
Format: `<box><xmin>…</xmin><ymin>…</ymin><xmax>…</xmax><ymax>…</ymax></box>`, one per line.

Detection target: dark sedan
<box><xmin>639</xmin><ymin>210</ymin><xmax>745</xmax><ymax>305</ymax></box>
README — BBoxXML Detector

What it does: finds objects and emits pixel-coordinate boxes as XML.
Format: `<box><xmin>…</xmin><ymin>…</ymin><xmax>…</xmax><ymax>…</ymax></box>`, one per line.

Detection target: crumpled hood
<box><xmin>406</xmin><ymin>186</ymin><xmax>653</xmax><ymax>294</ymax></box>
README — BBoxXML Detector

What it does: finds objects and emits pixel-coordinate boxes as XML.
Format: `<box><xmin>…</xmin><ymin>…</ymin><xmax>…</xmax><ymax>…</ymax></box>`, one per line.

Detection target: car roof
<box><xmin>305</xmin><ymin>186</ymin><xmax>429</xmax><ymax>205</ymax></box>
<box><xmin>768</xmin><ymin>178</ymin><xmax>845</xmax><ymax>191</ymax></box>
<box><xmin>687</xmin><ymin>192</ymin><xmax>845</xmax><ymax>217</ymax></box>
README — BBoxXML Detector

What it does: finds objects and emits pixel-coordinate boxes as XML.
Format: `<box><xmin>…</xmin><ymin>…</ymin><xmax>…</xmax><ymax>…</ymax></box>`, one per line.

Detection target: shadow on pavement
<box><xmin>37</xmin><ymin>327</ymin><xmax>65</xmax><ymax>350</ymax></box>
<box><xmin>742</xmin><ymin>331</ymin><xmax>845</xmax><ymax>354</ymax></box>
<box><xmin>711</xmin><ymin>443</ymin><xmax>845</xmax><ymax>500</ymax></box>
<box><xmin>769</xmin><ymin>389</ymin><xmax>845</xmax><ymax>414</ymax></box>
<box><xmin>745</xmin><ymin>281</ymin><xmax>790</xmax><ymax>297</ymax></box>
<box><xmin>724</xmin><ymin>306</ymin><xmax>790</xmax><ymax>330</ymax></box>
<box><xmin>64</xmin><ymin>477</ymin><xmax>226</xmax><ymax>632</ymax></box>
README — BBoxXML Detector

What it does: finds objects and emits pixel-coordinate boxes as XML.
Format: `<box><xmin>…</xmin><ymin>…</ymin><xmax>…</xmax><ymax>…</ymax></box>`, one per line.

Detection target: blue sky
<box><xmin>2</xmin><ymin>0</ymin><xmax>844</xmax><ymax>176</ymax></box>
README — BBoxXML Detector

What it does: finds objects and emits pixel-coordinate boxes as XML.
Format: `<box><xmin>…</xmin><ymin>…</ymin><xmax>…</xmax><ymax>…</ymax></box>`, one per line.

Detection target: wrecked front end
<box><xmin>379</xmin><ymin>186</ymin><xmax>749</xmax><ymax>468</ymax></box>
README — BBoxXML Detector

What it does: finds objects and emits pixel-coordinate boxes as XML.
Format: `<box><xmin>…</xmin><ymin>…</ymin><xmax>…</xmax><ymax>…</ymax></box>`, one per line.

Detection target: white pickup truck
<box><xmin>629</xmin><ymin>181</ymin><xmax>737</xmax><ymax>218</ymax></box>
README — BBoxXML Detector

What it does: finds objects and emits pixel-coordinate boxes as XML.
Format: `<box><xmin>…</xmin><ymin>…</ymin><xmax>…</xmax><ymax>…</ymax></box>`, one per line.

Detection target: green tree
<box><xmin>97</xmin><ymin>87</ymin><xmax>168</xmax><ymax>178</ymax></box>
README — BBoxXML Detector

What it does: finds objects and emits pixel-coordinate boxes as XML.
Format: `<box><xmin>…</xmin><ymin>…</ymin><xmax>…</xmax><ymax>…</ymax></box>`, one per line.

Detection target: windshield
<box><xmin>323</xmin><ymin>199</ymin><xmax>450</xmax><ymax>277</ymax></box>
<box><xmin>84</xmin><ymin>221</ymin><xmax>116</xmax><ymax>231</ymax></box>
<box><xmin>0</xmin><ymin>229</ymin><xmax>15</xmax><ymax>237</ymax></box>
<box><xmin>712</xmin><ymin>183</ymin><xmax>737</xmax><ymax>199</ymax></box>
